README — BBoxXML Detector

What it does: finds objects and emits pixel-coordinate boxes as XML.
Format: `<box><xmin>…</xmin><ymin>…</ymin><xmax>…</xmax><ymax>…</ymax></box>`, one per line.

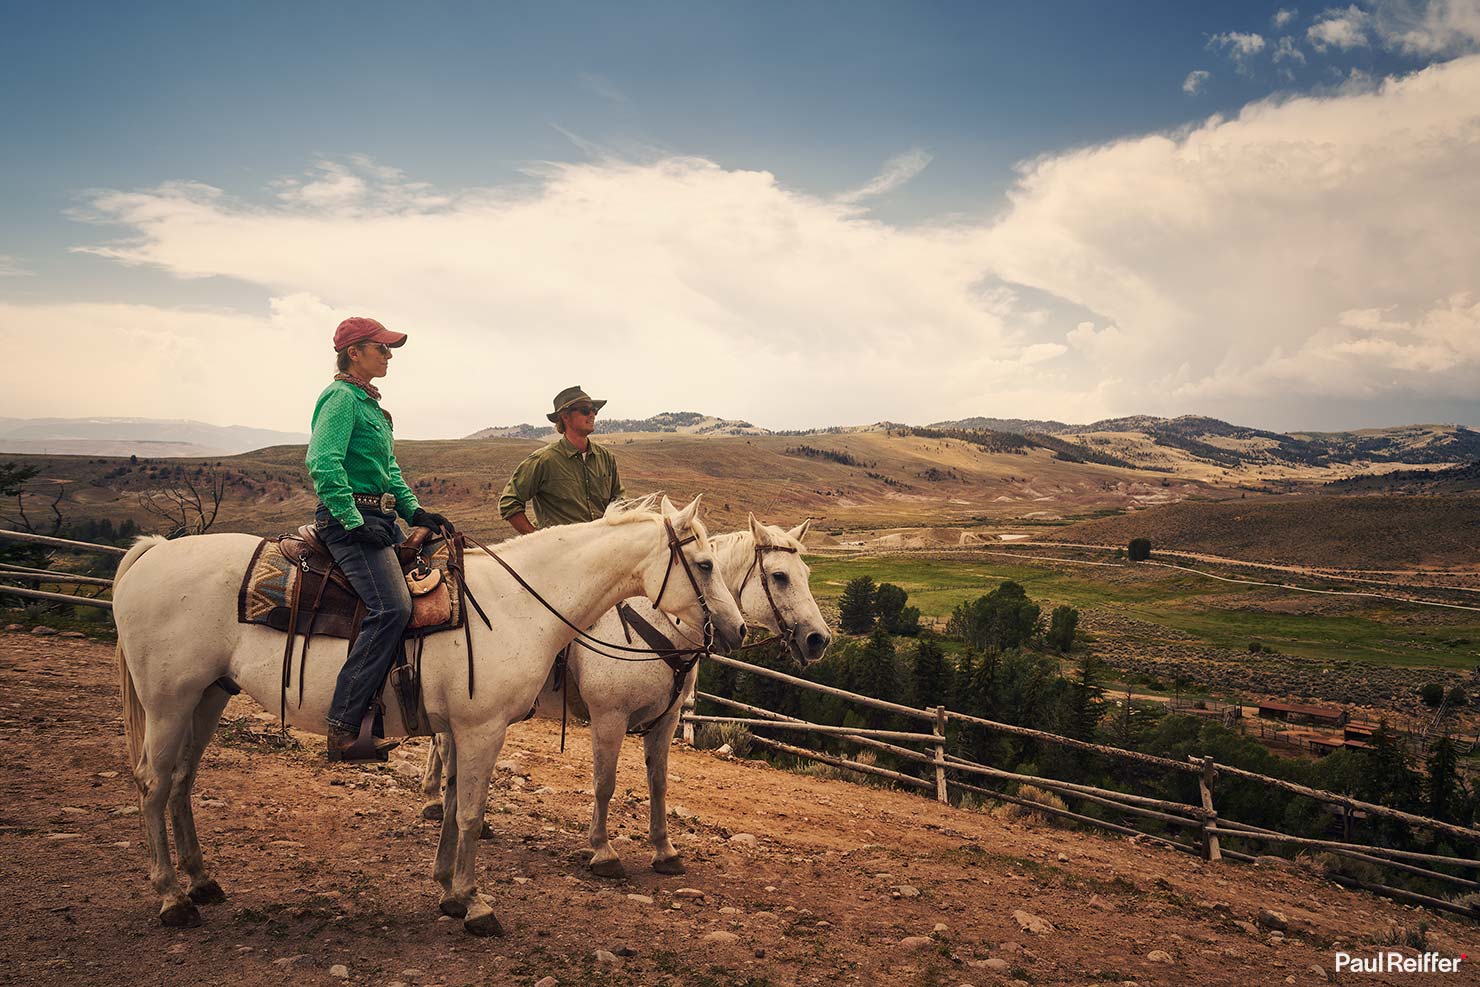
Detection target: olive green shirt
<box><xmin>499</xmin><ymin>435</ymin><xmax>625</xmax><ymax>528</ymax></box>
<box><xmin>305</xmin><ymin>380</ymin><xmax>420</xmax><ymax>530</ymax></box>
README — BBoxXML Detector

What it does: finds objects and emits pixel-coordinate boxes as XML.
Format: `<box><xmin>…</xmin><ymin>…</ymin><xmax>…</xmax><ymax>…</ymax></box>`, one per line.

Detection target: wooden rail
<box><xmin>0</xmin><ymin>529</ymin><xmax>128</xmax><ymax>556</ymax></box>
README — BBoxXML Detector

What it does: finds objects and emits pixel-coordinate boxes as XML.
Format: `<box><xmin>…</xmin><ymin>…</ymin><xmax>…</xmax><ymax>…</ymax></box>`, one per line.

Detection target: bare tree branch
<box><xmin>137</xmin><ymin>466</ymin><xmax>227</xmax><ymax>538</ymax></box>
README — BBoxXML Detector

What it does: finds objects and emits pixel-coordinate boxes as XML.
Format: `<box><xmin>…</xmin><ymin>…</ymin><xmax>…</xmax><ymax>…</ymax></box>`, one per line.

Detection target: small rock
<box><xmin>270</xmin><ymin>955</ymin><xmax>307</xmax><ymax>968</ymax></box>
<box><xmin>96</xmin><ymin>771</ymin><xmax>119</xmax><ymax>779</ymax></box>
<box><xmin>892</xmin><ymin>885</ymin><xmax>921</xmax><ymax>898</ymax></box>
<box><xmin>1146</xmin><ymin>950</ymin><xmax>1174</xmax><ymax>964</ymax></box>
<box><xmin>1308</xmin><ymin>964</ymin><xmax>1328</xmax><ymax>982</ymax></box>
<box><xmin>1057</xmin><ymin>853</ymin><xmax>1069</xmax><ymax>862</ymax></box>
<box><xmin>60</xmin><ymin>631</ymin><xmax>87</xmax><ymax>639</ymax></box>
<box><xmin>613</xmin><ymin>946</ymin><xmax>637</xmax><ymax>957</ymax></box>
<box><xmin>816</xmin><ymin>920</ymin><xmax>832</xmax><ymax>928</ymax></box>
<box><xmin>1233</xmin><ymin>921</ymin><xmax>1260</xmax><ymax>936</ymax></box>
<box><xmin>60</xmin><ymin>807</ymin><xmax>87</xmax><ymax>815</ymax></box>
<box><xmin>31</xmin><ymin>626</ymin><xmax>57</xmax><ymax>636</ymax></box>
<box><xmin>110</xmin><ymin>805</ymin><xmax>139</xmax><ymax>817</ymax></box>
<box><xmin>933</xmin><ymin>922</ymin><xmax>949</xmax><ymax>933</ymax></box>
<box><xmin>673</xmin><ymin>888</ymin><xmax>705</xmax><ymax>899</ymax></box>
<box><xmin>719</xmin><ymin>906</ymin><xmax>742</xmax><ymax>915</ymax></box>
<box><xmin>400</xmin><ymin>969</ymin><xmax>424</xmax><ymax>978</ymax></box>
<box><xmin>754</xmin><ymin>949</ymin><xmax>766</xmax><ymax>958</ymax></box>
<box><xmin>593</xmin><ymin>949</ymin><xmax>618</xmax><ymax>964</ymax></box>
<box><xmin>496</xmin><ymin>758</ymin><xmax>528</xmax><ymax>775</ymax></box>
<box><xmin>5</xmin><ymin>623</ymin><xmax>23</xmax><ymax>631</ymax></box>
<box><xmin>534</xmin><ymin>978</ymin><xmax>558</xmax><ymax>987</ymax></box>
<box><xmin>701</xmin><ymin>931</ymin><xmax>739</xmax><ymax>945</ymax></box>
<box><xmin>897</xmin><ymin>936</ymin><xmax>933</xmax><ymax>951</ymax></box>
<box><xmin>1012</xmin><ymin>910</ymin><xmax>1054</xmax><ymax>935</ymax></box>
<box><xmin>329</xmin><ymin>964</ymin><xmax>349</xmax><ymax>979</ymax></box>
<box><xmin>669</xmin><ymin>805</ymin><xmax>696</xmax><ymax>820</ymax></box>
<box><xmin>1256</xmin><ymin>908</ymin><xmax>1288</xmax><ymax>932</ymax></box>
<box><xmin>1087</xmin><ymin>895</ymin><xmax>1113</xmax><ymax>912</ymax></box>
<box><xmin>387</xmin><ymin>983</ymin><xmax>409</xmax><ymax>987</ymax></box>
<box><xmin>728</xmin><ymin>833</ymin><xmax>758</xmax><ymax>846</ymax></box>
<box><xmin>626</xmin><ymin>894</ymin><xmax>654</xmax><ymax>905</ymax></box>
<box><xmin>979</xmin><ymin>958</ymin><xmax>1010</xmax><ymax>973</ymax></box>
<box><xmin>716</xmin><ymin>743</ymin><xmax>733</xmax><ymax>755</ymax></box>
<box><xmin>46</xmin><ymin>833</ymin><xmax>82</xmax><ymax>841</ymax></box>
<box><xmin>268</xmin><ymin>840</ymin><xmax>305</xmax><ymax>849</ymax></box>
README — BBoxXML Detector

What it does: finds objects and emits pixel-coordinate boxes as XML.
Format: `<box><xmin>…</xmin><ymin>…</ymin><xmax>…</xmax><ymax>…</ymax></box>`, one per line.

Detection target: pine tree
<box><xmin>839</xmin><ymin>576</ymin><xmax>877</xmax><ymax>634</ymax></box>
<box><xmin>1427</xmin><ymin>735</ymin><xmax>1459</xmax><ymax>822</ymax></box>
<box><xmin>912</xmin><ymin>638</ymin><xmax>952</xmax><ymax>707</ymax></box>
<box><xmin>1046</xmin><ymin>605</ymin><xmax>1079</xmax><ymax>653</ymax></box>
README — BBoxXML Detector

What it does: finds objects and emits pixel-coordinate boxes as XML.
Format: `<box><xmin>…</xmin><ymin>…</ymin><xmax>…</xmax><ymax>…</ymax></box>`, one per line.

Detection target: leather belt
<box><xmin>353</xmin><ymin>492</ymin><xmax>398</xmax><ymax>514</ymax></box>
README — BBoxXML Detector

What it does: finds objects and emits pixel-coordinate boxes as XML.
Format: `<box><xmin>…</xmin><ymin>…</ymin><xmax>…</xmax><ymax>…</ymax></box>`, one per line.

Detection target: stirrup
<box><xmin>326</xmin><ymin>719</ymin><xmax>400</xmax><ymax>763</ymax></box>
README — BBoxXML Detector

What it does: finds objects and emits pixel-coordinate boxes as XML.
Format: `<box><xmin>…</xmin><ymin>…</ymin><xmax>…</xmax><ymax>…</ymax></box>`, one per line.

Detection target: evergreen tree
<box><xmin>839</xmin><ymin>576</ymin><xmax>877</xmax><ymax>634</ymax></box>
<box><xmin>911</xmin><ymin>638</ymin><xmax>952</xmax><ymax>707</ymax></box>
<box><xmin>873</xmin><ymin>582</ymin><xmax>908</xmax><ymax>632</ymax></box>
<box><xmin>892</xmin><ymin>605</ymin><xmax>921</xmax><ymax>637</ymax></box>
<box><xmin>1128</xmin><ymin>538</ymin><xmax>1152</xmax><ymax>561</ymax></box>
<box><xmin>947</xmin><ymin>580</ymin><xmax>1041</xmax><ymax>653</ymax></box>
<box><xmin>1045</xmin><ymin>605</ymin><xmax>1079</xmax><ymax>653</ymax></box>
<box><xmin>848</xmin><ymin>626</ymin><xmax>898</xmax><ymax>728</ymax></box>
<box><xmin>1426</xmin><ymin>735</ymin><xmax>1459</xmax><ymax>822</ymax></box>
<box><xmin>1066</xmin><ymin>652</ymin><xmax>1103</xmax><ymax>741</ymax></box>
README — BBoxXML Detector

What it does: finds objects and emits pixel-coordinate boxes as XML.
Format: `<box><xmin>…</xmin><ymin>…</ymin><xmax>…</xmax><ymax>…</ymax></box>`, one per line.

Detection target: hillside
<box><xmin>466</xmin><ymin>410</ymin><xmax>767</xmax><ymax>440</ymax></box>
<box><xmin>1324</xmin><ymin>460</ymin><xmax>1480</xmax><ymax>495</ymax></box>
<box><xmin>1038</xmin><ymin>494</ymin><xmax>1480</xmax><ymax>570</ymax></box>
<box><xmin>0</xmin><ymin>416</ymin><xmax>308</xmax><ymax>457</ymax></box>
<box><xmin>1</xmin><ymin>430</ymin><xmax>1224</xmax><ymax>539</ymax></box>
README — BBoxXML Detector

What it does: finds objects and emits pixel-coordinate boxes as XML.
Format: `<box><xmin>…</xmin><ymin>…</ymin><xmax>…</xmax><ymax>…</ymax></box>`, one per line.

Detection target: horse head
<box><xmin>741</xmin><ymin>515</ymin><xmax>831</xmax><ymax>664</ymax></box>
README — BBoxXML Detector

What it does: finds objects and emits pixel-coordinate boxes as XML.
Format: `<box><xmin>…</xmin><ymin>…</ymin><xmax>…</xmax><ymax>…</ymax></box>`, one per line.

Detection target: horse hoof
<box><xmin>463</xmin><ymin>899</ymin><xmax>505</xmax><ymax>937</ymax></box>
<box><xmin>479</xmin><ymin>820</ymin><xmax>494</xmax><ymax>840</ymax></box>
<box><xmin>159</xmin><ymin>899</ymin><xmax>202</xmax><ymax>928</ymax></box>
<box><xmin>652</xmin><ymin>856</ymin><xmax>687</xmax><ymax>876</ymax></box>
<box><xmin>421</xmin><ymin>802</ymin><xmax>443</xmax><ymax>821</ymax></box>
<box><xmin>439</xmin><ymin>897</ymin><xmax>468</xmax><ymax>918</ymax></box>
<box><xmin>188</xmin><ymin>879</ymin><xmax>227</xmax><ymax>905</ymax></box>
<box><xmin>589</xmin><ymin>857</ymin><xmax>627</xmax><ymax>880</ymax></box>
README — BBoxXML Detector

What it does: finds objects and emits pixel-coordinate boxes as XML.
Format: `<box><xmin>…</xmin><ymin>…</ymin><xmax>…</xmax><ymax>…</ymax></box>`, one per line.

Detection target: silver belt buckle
<box><xmin>379</xmin><ymin>492</ymin><xmax>396</xmax><ymax>514</ymax></box>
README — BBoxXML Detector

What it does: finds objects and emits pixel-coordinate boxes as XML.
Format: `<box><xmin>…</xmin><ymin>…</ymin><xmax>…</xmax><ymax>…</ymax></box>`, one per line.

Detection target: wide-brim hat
<box><xmin>333</xmin><ymin>316</ymin><xmax>408</xmax><ymax>352</ymax></box>
<box><xmin>546</xmin><ymin>385</ymin><xmax>607</xmax><ymax>423</ymax></box>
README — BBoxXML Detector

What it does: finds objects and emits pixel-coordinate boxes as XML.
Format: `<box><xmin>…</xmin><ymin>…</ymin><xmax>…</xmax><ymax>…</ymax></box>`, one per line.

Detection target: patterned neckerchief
<box><xmin>334</xmin><ymin>372</ymin><xmax>382</xmax><ymax>401</ymax></box>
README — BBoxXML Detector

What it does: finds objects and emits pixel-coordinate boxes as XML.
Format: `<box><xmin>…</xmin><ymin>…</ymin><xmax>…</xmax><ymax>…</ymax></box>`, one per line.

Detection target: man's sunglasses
<box><xmin>568</xmin><ymin>404</ymin><xmax>598</xmax><ymax>416</ymax></box>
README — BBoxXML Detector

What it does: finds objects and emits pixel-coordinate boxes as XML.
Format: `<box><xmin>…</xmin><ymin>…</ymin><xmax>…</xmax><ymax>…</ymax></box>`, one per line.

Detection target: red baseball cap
<box><xmin>333</xmin><ymin>316</ymin><xmax>408</xmax><ymax>352</ymax></box>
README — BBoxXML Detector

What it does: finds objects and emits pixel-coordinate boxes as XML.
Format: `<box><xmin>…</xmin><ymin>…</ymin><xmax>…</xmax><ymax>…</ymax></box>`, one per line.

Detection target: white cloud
<box><xmin>1309</xmin><ymin>5</ymin><xmax>1372</xmax><ymax>49</ymax></box>
<box><xmin>1274</xmin><ymin>35</ymin><xmax>1308</xmax><ymax>62</ymax></box>
<box><xmin>1182</xmin><ymin>69</ymin><xmax>1212</xmax><ymax>94</ymax></box>
<box><xmin>1208</xmin><ymin>32</ymin><xmax>1268</xmax><ymax>74</ymax></box>
<box><xmin>0</xmin><ymin>255</ymin><xmax>31</xmax><ymax>277</ymax></box>
<box><xmin>836</xmin><ymin>148</ymin><xmax>933</xmax><ymax>204</ymax></box>
<box><xmin>9</xmin><ymin>55</ymin><xmax>1480</xmax><ymax>433</ymax></box>
<box><xmin>1274</xmin><ymin>7</ymin><xmax>1300</xmax><ymax>28</ymax></box>
<box><xmin>1369</xmin><ymin>0</ymin><xmax>1480</xmax><ymax>54</ymax></box>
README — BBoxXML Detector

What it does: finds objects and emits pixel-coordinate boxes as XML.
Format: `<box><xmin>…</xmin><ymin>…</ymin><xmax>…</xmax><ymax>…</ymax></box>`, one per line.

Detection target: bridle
<box><xmin>736</xmin><ymin>541</ymin><xmax>801</xmax><ymax>656</ymax></box>
<box><xmin>649</xmin><ymin>518</ymin><xmax>716</xmax><ymax>654</ymax></box>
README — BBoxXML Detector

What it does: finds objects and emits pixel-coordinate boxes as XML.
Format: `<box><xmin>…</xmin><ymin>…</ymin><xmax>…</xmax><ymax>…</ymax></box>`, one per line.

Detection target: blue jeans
<box><xmin>316</xmin><ymin>504</ymin><xmax>412</xmax><ymax>733</ymax></box>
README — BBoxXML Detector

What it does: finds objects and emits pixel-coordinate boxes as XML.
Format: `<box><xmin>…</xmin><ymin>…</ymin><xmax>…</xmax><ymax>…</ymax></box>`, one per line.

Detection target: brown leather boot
<box><xmin>326</xmin><ymin>725</ymin><xmax>400</xmax><ymax>762</ymax></box>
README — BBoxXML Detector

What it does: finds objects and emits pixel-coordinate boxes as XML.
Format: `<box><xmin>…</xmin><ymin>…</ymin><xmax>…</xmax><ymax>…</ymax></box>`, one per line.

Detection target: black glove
<box><xmin>347</xmin><ymin>524</ymin><xmax>396</xmax><ymax>549</ymax></box>
<box><xmin>412</xmin><ymin>508</ymin><xmax>455</xmax><ymax>533</ymax></box>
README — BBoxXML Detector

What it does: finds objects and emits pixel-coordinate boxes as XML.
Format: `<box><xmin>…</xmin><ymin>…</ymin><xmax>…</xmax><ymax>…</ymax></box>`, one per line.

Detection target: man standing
<box><xmin>500</xmin><ymin>385</ymin><xmax>625</xmax><ymax>534</ymax></box>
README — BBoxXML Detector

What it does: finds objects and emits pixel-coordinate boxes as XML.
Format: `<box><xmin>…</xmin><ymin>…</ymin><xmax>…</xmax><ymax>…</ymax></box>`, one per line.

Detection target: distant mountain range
<box><xmin>0</xmin><ymin>417</ymin><xmax>308</xmax><ymax>458</ymax></box>
<box><xmin>465</xmin><ymin>410</ymin><xmax>767</xmax><ymax>441</ymax></box>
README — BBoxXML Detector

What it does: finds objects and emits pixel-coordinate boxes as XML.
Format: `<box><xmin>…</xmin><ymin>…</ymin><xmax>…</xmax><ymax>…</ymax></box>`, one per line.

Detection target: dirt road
<box><xmin>1</xmin><ymin>631</ymin><xmax>1472</xmax><ymax>986</ymax></box>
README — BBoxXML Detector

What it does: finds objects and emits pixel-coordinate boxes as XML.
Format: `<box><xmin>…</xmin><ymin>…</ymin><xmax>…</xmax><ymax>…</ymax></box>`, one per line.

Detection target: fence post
<box><xmin>933</xmin><ymin>706</ymin><xmax>948</xmax><ymax>804</ymax></box>
<box><xmin>1198</xmin><ymin>755</ymin><xmax>1222</xmax><ymax>863</ymax></box>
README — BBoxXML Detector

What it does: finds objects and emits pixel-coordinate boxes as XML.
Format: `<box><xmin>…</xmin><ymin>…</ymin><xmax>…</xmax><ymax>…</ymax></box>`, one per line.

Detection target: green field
<box><xmin>807</xmin><ymin>554</ymin><xmax>1480</xmax><ymax>671</ymax></box>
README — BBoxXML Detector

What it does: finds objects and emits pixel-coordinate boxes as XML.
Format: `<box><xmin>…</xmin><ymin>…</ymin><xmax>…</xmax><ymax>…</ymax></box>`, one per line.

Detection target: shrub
<box><xmin>1446</xmin><ymin>685</ymin><xmax>1468</xmax><ymax>707</ymax></box>
<box><xmin>1418</xmin><ymin>682</ymin><xmax>1445</xmax><ymax>708</ymax></box>
<box><xmin>839</xmin><ymin>576</ymin><xmax>877</xmax><ymax>634</ymax></box>
<box><xmin>695</xmin><ymin>721</ymin><xmax>752</xmax><ymax>757</ymax></box>
<box><xmin>1248</xmin><ymin>641</ymin><xmax>1264</xmax><ymax>653</ymax></box>
<box><xmin>991</xmin><ymin>783</ymin><xmax>1068</xmax><ymax>824</ymax></box>
<box><xmin>1128</xmin><ymin>538</ymin><xmax>1152</xmax><ymax>561</ymax></box>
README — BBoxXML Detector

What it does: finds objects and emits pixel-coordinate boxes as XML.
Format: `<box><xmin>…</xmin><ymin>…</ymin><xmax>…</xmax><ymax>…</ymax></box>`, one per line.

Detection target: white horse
<box><xmin>420</xmin><ymin>515</ymin><xmax>831</xmax><ymax>878</ymax></box>
<box><xmin>113</xmin><ymin>495</ymin><xmax>744</xmax><ymax>936</ymax></box>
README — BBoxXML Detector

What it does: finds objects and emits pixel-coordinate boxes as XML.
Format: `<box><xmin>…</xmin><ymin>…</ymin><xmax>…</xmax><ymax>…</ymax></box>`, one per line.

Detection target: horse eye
<box><xmin>697</xmin><ymin>560</ymin><xmax>713</xmax><ymax>573</ymax></box>
<box><xmin>770</xmin><ymin>571</ymin><xmax>789</xmax><ymax>585</ymax></box>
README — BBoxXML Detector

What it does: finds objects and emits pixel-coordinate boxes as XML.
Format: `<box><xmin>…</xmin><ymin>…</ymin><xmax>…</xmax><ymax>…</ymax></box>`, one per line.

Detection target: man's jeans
<box><xmin>316</xmin><ymin>505</ymin><xmax>412</xmax><ymax>733</ymax></box>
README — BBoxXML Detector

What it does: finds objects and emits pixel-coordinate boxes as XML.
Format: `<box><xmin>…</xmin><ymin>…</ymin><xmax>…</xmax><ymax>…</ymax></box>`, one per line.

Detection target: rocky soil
<box><xmin>1</xmin><ymin>630</ymin><xmax>1474</xmax><ymax>987</ymax></box>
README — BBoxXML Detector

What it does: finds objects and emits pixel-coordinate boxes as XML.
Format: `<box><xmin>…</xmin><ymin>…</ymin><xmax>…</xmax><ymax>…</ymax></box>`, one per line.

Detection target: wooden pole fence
<box><xmin>0</xmin><ymin>586</ymin><xmax>113</xmax><ymax>610</ymax></box>
<box><xmin>747</xmin><ymin>735</ymin><xmax>933</xmax><ymax>791</ymax></box>
<box><xmin>681</xmin><ymin>714</ymin><xmax>940</xmax><ymax>745</ymax></box>
<box><xmin>948</xmin><ymin>778</ymin><xmax>1205</xmax><ymax>856</ymax></box>
<box><xmin>705</xmin><ymin>652</ymin><xmax>937</xmax><ymax>721</ymax></box>
<box><xmin>0</xmin><ymin>570</ymin><xmax>116</xmax><ymax>587</ymax></box>
<box><xmin>1212</xmin><ymin>817</ymin><xmax>1480</xmax><ymax>891</ymax></box>
<box><xmin>0</xmin><ymin>529</ymin><xmax>128</xmax><ymax>556</ymax></box>
<box><xmin>1204</xmin><ymin>825</ymin><xmax>1480</xmax><ymax>871</ymax></box>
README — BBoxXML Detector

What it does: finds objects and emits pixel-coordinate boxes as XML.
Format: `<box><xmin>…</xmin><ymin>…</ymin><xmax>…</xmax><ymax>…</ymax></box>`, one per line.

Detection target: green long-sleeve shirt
<box><xmin>498</xmin><ymin>435</ymin><xmax>624</xmax><ymax>528</ymax></box>
<box><xmin>305</xmin><ymin>380</ymin><xmax>420</xmax><ymax>530</ymax></box>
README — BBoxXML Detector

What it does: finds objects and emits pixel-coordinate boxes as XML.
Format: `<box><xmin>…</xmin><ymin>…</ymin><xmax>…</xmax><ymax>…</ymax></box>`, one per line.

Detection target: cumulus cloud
<box><xmin>8</xmin><ymin>54</ymin><xmax>1479</xmax><ymax>433</ymax></box>
<box><xmin>1182</xmin><ymin>69</ymin><xmax>1212</xmax><ymax>94</ymax></box>
<box><xmin>1274</xmin><ymin>7</ymin><xmax>1301</xmax><ymax>28</ymax></box>
<box><xmin>1309</xmin><ymin>5</ymin><xmax>1372</xmax><ymax>49</ymax></box>
<box><xmin>1208</xmin><ymin>31</ymin><xmax>1268</xmax><ymax>73</ymax></box>
<box><xmin>1274</xmin><ymin>35</ymin><xmax>1308</xmax><ymax>62</ymax></box>
<box><xmin>1368</xmin><ymin>0</ymin><xmax>1480</xmax><ymax>54</ymax></box>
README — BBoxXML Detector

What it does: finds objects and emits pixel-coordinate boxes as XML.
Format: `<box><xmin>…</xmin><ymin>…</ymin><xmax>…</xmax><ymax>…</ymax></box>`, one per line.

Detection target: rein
<box><xmin>458</xmin><ymin>520</ymin><xmax>717</xmax><ymax>664</ymax></box>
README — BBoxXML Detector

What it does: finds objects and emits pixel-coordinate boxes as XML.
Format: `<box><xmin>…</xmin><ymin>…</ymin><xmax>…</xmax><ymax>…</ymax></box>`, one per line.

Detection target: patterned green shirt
<box><xmin>305</xmin><ymin>380</ymin><xmax>420</xmax><ymax>530</ymax></box>
<box><xmin>499</xmin><ymin>434</ymin><xmax>625</xmax><ymax>528</ymax></box>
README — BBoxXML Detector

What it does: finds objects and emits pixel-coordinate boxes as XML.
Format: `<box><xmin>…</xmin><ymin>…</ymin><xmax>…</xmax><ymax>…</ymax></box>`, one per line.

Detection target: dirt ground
<box><xmin>1</xmin><ymin>631</ymin><xmax>1474</xmax><ymax>987</ymax></box>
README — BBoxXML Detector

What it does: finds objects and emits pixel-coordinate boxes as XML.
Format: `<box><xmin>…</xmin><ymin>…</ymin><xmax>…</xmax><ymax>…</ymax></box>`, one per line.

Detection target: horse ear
<box><xmin>748</xmin><ymin>512</ymin><xmax>772</xmax><ymax>545</ymax></box>
<box><xmin>787</xmin><ymin>518</ymin><xmax>812</xmax><ymax>544</ymax></box>
<box><xmin>659</xmin><ymin>495</ymin><xmax>677</xmax><ymax>519</ymax></box>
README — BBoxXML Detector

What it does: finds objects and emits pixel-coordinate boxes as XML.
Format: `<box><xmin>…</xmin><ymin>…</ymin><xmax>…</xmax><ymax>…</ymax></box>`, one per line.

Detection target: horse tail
<box><xmin>115</xmin><ymin>536</ymin><xmax>166</xmax><ymax>773</ymax></box>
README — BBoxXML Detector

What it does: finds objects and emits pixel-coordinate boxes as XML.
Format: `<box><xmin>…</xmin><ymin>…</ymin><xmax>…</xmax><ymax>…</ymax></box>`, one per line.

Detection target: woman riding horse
<box><xmin>306</xmin><ymin>316</ymin><xmax>454</xmax><ymax>761</ymax></box>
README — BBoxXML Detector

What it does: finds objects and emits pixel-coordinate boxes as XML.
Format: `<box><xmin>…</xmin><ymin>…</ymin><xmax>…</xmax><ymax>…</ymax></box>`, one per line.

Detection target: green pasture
<box><xmin>807</xmin><ymin>554</ymin><xmax>1480</xmax><ymax>671</ymax></box>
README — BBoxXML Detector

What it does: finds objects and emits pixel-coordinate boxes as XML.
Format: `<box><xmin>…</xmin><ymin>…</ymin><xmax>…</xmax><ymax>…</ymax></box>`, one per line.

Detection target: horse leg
<box><xmin>449</xmin><ymin>727</ymin><xmax>505</xmax><ymax>937</ymax></box>
<box><xmin>644</xmin><ymin>710</ymin><xmax>687</xmax><ymax>875</ymax></box>
<box><xmin>433</xmin><ymin>734</ymin><xmax>461</xmax><ymax>914</ymax></box>
<box><xmin>171</xmin><ymin>685</ymin><xmax>231</xmax><ymax>905</ymax></box>
<box><xmin>135</xmin><ymin>709</ymin><xmax>199</xmax><ymax>927</ymax></box>
<box><xmin>586</xmin><ymin>710</ymin><xmax>628</xmax><ymax>880</ymax></box>
<box><xmin>420</xmin><ymin>734</ymin><xmax>445</xmax><ymax>820</ymax></box>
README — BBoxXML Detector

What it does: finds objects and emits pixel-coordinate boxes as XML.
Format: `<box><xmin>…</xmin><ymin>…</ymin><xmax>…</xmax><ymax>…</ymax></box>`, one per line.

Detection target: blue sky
<box><xmin>3</xmin><ymin>1</ymin><xmax>1478</xmax><ymax>435</ymax></box>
